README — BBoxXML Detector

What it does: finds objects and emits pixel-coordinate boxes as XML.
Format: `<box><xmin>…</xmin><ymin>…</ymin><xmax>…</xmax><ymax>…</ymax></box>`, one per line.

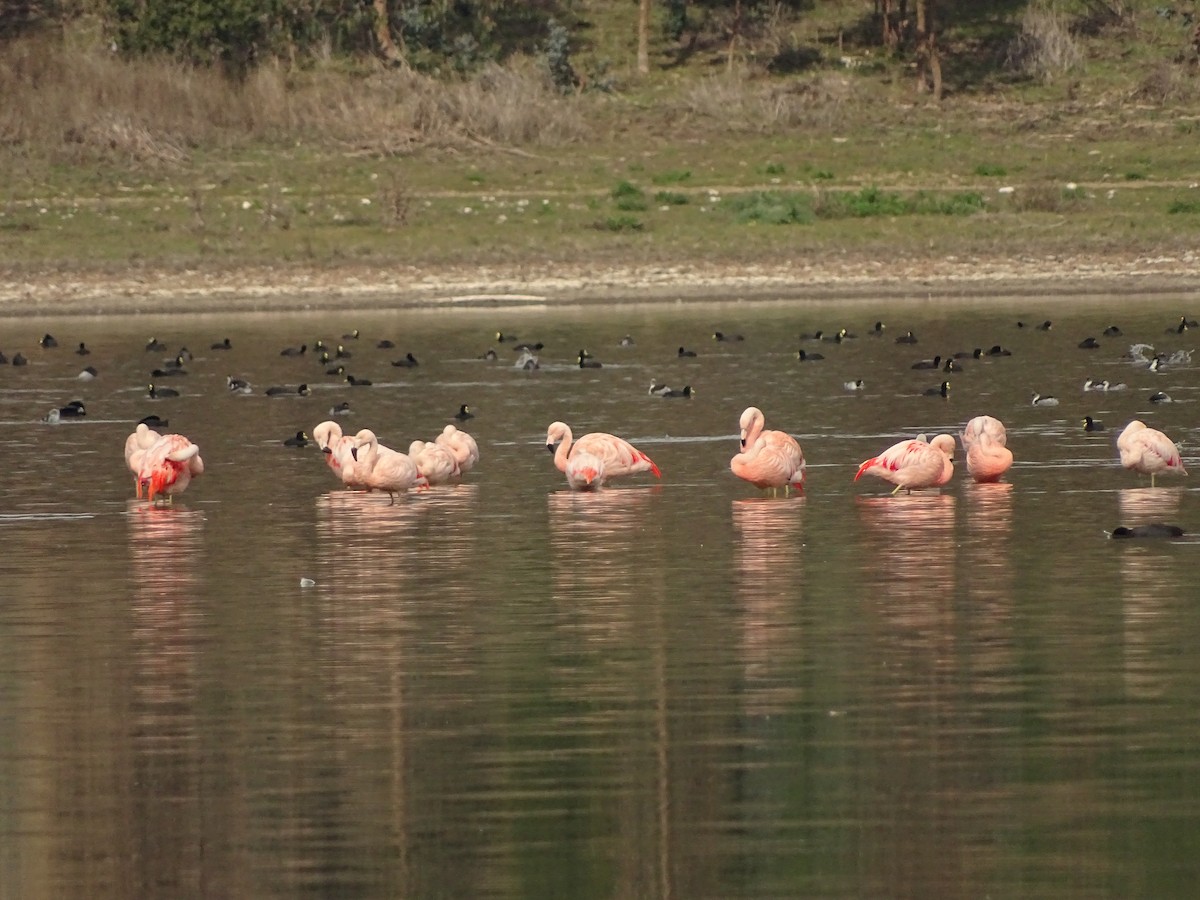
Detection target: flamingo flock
<box><xmin>87</xmin><ymin>314</ymin><xmax>1194</xmax><ymax>505</ymax></box>
<box><xmin>121</xmin><ymin>404</ymin><xmax>1185</xmax><ymax>503</ymax></box>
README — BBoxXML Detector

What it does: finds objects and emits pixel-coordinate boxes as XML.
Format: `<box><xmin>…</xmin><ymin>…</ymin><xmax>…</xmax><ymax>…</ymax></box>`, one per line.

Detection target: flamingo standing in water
<box><xmin>1117</xmin><ymin>420</ymin><xmax>1187</xmax><ymax>487</ymax></box>
<box><xmin>408</xmin><ymin>439</ymin><xmax>461</xmax><ymax>486</ymax></box>
<box><xmin>730</xmin><ymin>406</ymin><xmax>805</xmax><ymax>493</ymax></box>
<box><xmin>435</xmin><ymin>424</ymin><xmax>480</xmax><ymax>475</ymax></box>
<box><xmin>545</xmin><ymin>421</ymin><xmax>660</xmax><ymax>485</ymax></box>
<box><xmin>855</xmin><ymin>434</ymin><xmax>955</xmax><ymax>494</ymax></box>
<box><xmin>137</xmin><ymin>433</ymin><xmax>204</xmax><ymax>502</ymax></box>
<box><xmin>960</xmin><ymin>415</ymin><xmax>1013</xmax><ymax>483</ymax></box>
<box><xmin>565</xmin><ymin>450</ymin><xmax>607</xmax><ymax>491</ymax></box>
<box><xmin>124</xmin><ymin>422</ymin><xmax>162</xmax><ymax>498</ymax></box>
<box><xmin>313</xmin><ymin>420</ymin><xmax>363</xmax><ymax>488</ymax></box>
<box><xmin>350</xmin><ymin>429</ymin><xmax>423</xmax><ymax>501</ymax></box>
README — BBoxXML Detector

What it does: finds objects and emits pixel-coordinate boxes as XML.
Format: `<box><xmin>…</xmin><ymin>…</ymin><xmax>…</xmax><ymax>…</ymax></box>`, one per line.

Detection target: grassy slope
<box><xmin>1</xmin><ymin>0</ymin><xmax>1198</xmax><ymax>278</ymax></box>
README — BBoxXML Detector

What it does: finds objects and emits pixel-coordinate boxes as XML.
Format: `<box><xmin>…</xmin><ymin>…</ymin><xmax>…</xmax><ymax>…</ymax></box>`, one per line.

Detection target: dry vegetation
<box><xmin>1</xmin><ymin>2</ymin><xmax>1199</xmax><ymax>306</ymax></box>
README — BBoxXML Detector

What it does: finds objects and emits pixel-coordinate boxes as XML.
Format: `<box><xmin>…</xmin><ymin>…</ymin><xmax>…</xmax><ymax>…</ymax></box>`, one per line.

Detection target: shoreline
<box><xmin>1</xmin><ymin>252</ymin><xmax>1197</xmax><ymax>316</ymax></box>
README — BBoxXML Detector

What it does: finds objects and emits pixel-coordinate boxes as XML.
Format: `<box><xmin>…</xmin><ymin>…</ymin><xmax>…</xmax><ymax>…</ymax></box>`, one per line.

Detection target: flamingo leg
<box><xmin>891</xmin><ymin>483</ymin><xmax>905</xmax><ymax>496</ymax></box>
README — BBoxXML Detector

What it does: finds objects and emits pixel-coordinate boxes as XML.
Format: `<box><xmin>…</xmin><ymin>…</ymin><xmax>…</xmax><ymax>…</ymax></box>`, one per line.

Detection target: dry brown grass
<box><xmin>1006</xmin><ymin>3</ymin><xmax>1084</xmax><ymax>84</ymax></box>
<box><xmin>678</xmin><ymin>70</ymin><xmax>862</xmax><ymax>131</ymax></box>
<box><xmin>0</xmin><ymin>33</ymin><xmax>590</xmax><ymax>165</ymax></box>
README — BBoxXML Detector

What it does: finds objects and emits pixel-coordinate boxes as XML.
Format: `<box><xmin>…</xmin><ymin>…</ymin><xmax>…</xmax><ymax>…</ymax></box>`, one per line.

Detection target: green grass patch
<box><xmin>974</xmin><ymin>163</ymin><xmax>1008</xmax><ymax>176</ymax></box>
<box><xmin>653</xmin><ymin>191</ymin><xmax>689</xmax><ymax>206</ymax></box>
<box><xmin>651</xmin><ymin>170</ymin><xmax>692</xmax><ymax>185</ymax></box>
<box><xmin>1168</xmin><ymin>198</ymin><xmax>1200</xmax><ymax>214</ymax></box>
<box><xmin>722</xmin><ymin>191</ymin><xmax>815</xmax><ymax>225</ymax></box>
<box><xmin>593</xmin><ymin>215</ymin><xmax>644</xmax><ymax>232</ymax></box>
<box><xmin>611</xmin><ymin>180</ymin><xmax>647</xmax><ymax>211</ymax></box>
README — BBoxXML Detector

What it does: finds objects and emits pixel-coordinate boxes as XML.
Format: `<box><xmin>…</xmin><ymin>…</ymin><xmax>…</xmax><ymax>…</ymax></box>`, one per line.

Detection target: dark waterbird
<box><xmin>75</xmin><ymin>342</ymin><xmax>90</xmax><ymax>356</ymax></box>
<box><xmin>454</xmin><ymin>404</ymin><xmax>475</xmax><ymax>421</ymax></box>
<box><xmin>284</xmin><ymin>431</ymin><xmax>311</xmax><ymax>448</ymax></box>
<box><xmin>147</xmin><ymin>383</ymin><xmax>179</xmax><ymax>399</ymax></box>
<box><xmin>138</xmin><ymin>414</ymin><xmax>168</xmax><ymax>428</ymax></box>
<box><xmin>795</xmin><ymin>350</ymin><xmax>824</xmax><ymax>362</ymax></box>
<box><xmin>1109</xmin><ymin>523</ymin><xmax>1184</xmax><ymax>539</ymax></box>
<box><xmin>1083</xmin><ymin>416</ymin><xmax>1106</xmax><ymax>432</ymax></box>
<box><xmin>678</xmin><ymin>346</ymin><xmax>697</xmax><ymax>358</ymax></box>
<box><xmin>211</xmin><ymin>338</ymin><xmax>233</xmax><ymax>350</ymax></box>
<box><xmin>662</xmin><ymin>385</ymin><xmax>695</xmax><ymax>398</ymax></box>
<box><xmin>39</xmin><ymin>333</ymin><xmax>58</xmax><ymax>348</ymax></box>
<box><xmin>145</xmin><ymin>337</ymin><xmax>167</xmax><ymax>352</ymax></box>
<box><xmin>1078</xmin><ymin>337</ymin><xmax>1101</xmax><ymax>349</ymax></box>
<box><xmin>713</xmin><ymin>331</ymin><xmax>744</xmax><ymax>342</ymax></box>
<box><xmin>280</xmin><ymin>343</ymin><xmax>307</xmax><ymax>357</ymax></box>
<box><xmin>391</xmin><ymin>353</ymin><xmax>419</xmax><ymax>368</ymax></box>
<box><xmin>923</xmin><ymin>381</ymin><xmax>951</xmax><ymax>398</ymax></box>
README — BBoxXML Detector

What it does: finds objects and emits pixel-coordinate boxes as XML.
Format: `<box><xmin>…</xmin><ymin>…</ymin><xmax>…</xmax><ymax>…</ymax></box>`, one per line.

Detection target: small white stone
<box><xmin>300</xmin><ymin>577</ymin><xmax>316</xmax><ymax>588</ymax></box>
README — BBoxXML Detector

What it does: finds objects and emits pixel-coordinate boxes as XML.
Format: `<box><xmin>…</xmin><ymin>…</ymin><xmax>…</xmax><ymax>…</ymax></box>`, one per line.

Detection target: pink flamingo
<box><xmin>960</xmin><ymin>415</ymin><xmax>1013</xmax><ymax>483</ymax></box>
<box><xmin>313</xmin><ymin>420</ymin><xmax>363</xmax><ymax>487</ymax></box>
<box><xmin>1118</xmin><ymin>420</ymin><xmax>1187</xmax><ymax>486</ymax></box>
<box><xmin>545</xmin><ymin>421</ymin><xmax>660</xmax><ymax>484</ymax></box>
<box><xmin>124</xmin><ymin>422</ymin><xmax>162</xmax><ymax>498</ymax></box>
<box><xmin>350</xmin><ymin>429</ymin><xmax>423</xmax><ymax>501</ymax></box>
<box><xmin>731</xmin><ymin>407</ymin><xmax>805</xmax><ymax>492</ymax></box>
<box><xmin>855</xmin><ymin>434</ymin><xmax>955</xmax><ymax>494</ymax></box>
<box><xmin>565</xmin><ymin>450</ymin><xmax>607</xmax><ymax>491</ymax></box>
<box><xmin>435</xmin><ymin>424</ymin><xmax>480</xmax><ymax>474</ymax></box>
<box><xmin>138</xmin><ymin>433</ymin><xmax>204</xmax><ymax>502</ymax></box>
<box><xmin>408</xmin><ymin>439</ymin><xmax>461</xmax><ymax>486</ymax></box>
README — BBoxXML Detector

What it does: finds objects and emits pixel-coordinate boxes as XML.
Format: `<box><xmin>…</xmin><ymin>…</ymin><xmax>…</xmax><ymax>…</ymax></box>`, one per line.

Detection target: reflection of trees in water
<box><xmin>732</xmin><ymin>497</ymin><xmax>805</xmax><ymax>718</ymax></box>
<box><xmin>546</xmin><ymin>488</ymin><xmax>676</xmax><ymax>900</ymax></box>
<box><xmin>1117</xmin><ymin>487</ymin><xmax>1183</xmax><ymax>702</ymax></box>
<box><xmin>126</xmin><ymin>502</ymin><xmax>207</xmax><ymax>895</ymax></box>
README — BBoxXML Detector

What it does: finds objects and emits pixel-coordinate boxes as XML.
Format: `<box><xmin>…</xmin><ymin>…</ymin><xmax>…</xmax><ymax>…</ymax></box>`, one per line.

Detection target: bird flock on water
<box><xmin>8</xmin><ymin>315</ymin><xmax>1192</xmax><ymax>507</ymax></box>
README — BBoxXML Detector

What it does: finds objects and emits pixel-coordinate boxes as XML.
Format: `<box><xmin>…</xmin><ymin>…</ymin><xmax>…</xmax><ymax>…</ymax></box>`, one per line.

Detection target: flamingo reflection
<box><xmin>732</xmin><ymin>498</ymin><xmax>805</xmax><ymax>716</ymax></box>
<box><xmin>1117</xmin><ymin>487</ymin><xmax>1185</xmax><ymax>701</ymax></box>
<box><xmin>126</xmin><ymin>501</ymin><xmax>207</xmax><ymax>890</ymax></box>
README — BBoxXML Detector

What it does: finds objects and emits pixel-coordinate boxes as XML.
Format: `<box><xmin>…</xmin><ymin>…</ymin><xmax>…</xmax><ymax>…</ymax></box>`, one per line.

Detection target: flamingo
<box><xmin>1117</xmin><ymin>420</ymin><xmax>1187</xmax><ymax>487</ymax></box>
<box><xmin>350</xmin><ymin>429</ymin><xmax>423</xmax><ymax>501</ymax></box>
<box><xmin>138</xmin><ymin>433</ymin><xmax>204</xmax><ymax>502</ymax></box>
<box><xmin>545</xmin><ymin>421</ymin><xmax>660</xmax><ymax>484</ymax></box>
<box><xmin>408</xmin><ymin>440</ymin><xmax>460</xmax><ymax>486</ymax></box>
<box><xmin>730</xmin><ymin>407</ymin><xmax>805</xmax><ymax>492</ymax></box>
<box><xmin>435</xmin><ymin>424</ymin><xmax>480</xmax><ymax>474</ymax></box>
<box><xmin>855</xmin><ymin>434</ymin><xmax>955</xmax><ymax>494</ymax></box>
<box><xmin>313</xmin><ymin>420</ymin><xmax>365</xmax><ymax>487</ymax></box>
<box><xmin>565</xmin><ymin>450</ymin><xmax>607</xmax><ymax>491</ymax></box>
<box><xmin>960</xmin><ymin>415</ymin><xmax>1013</xmax><ymax>483</ymax></box>
<box><xmin>124</xmin><ymin>422</ymin><xmax>162</xmax><ymax>498</ymax></box>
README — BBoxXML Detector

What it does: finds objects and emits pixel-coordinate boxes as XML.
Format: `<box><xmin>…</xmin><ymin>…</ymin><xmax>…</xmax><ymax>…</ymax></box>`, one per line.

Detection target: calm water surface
<box><xmin>2</xmin><ymin>295</ymin><xmax>1200</xmax><ymax>898</ymax></box>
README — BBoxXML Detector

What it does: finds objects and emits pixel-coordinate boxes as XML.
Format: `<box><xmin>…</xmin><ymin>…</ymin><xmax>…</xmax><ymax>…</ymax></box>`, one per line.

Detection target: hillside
<box><xmin>1</xmin><ymin>1</ymin><xmax>1198</xmax><ymax>309</ymax></box>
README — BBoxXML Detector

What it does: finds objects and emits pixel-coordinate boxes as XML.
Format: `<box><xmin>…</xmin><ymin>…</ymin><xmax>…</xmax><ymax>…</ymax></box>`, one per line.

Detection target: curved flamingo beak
<box><xmin>350</xmin><ymin>446</ymin><xmax>359</xmax><ymax>461</ymax></box>
<box><xmin>546</xmin><ymin>442</ymin><xmax>557</xmax><ymax>454</ymax></box>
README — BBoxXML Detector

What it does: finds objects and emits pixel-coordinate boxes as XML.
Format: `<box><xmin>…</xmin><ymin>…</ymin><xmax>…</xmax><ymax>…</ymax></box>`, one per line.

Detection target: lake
<box><xmin>1</xmin><ymin>294</ymin><xmax>1199</xmax><ymax>898</ymax></box>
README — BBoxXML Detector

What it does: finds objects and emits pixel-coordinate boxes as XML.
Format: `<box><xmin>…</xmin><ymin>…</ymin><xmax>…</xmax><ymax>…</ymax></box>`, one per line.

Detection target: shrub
<box><xmin>723</xmin><ymin>191</ymin><xmax>814</xmax><ymax>225</ymax></box>
<box><xmin>1007</xmin><ymin>4</ymin><xmax>1083</xmax><ymax>83</ymax></box>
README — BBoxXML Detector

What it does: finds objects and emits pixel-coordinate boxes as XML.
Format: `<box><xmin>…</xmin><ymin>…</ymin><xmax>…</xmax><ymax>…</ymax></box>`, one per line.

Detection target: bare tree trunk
<box><xmin>879</xmin><ymin>0</ymin><xmax>900</xmax><ymax>49</ymax></box>
<box><xmin>914</xmin><ymin>0</ymin><xmax>942</xmax><ymax>100</ymax></box>
<box><xmin>727</xmin><ymin>0</ymin><xmax>742</xmax><ymax>72</ymax></box>
<box><xmin>373</xmin><ymin>0</ymin><xmax>406</xmax><ymax>67</ymax></box>
<box><xmin>637</xmin><ymin>0</ymin><xmax>652</xmax><ymax>75</ymax></box>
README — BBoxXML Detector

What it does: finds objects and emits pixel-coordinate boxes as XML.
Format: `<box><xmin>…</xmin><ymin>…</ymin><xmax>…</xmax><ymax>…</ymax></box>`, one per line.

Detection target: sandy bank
<box><xmin>1</xmin><ymin>251</ymin><xmax>1197</xmax><ymax>316</ymax></box>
